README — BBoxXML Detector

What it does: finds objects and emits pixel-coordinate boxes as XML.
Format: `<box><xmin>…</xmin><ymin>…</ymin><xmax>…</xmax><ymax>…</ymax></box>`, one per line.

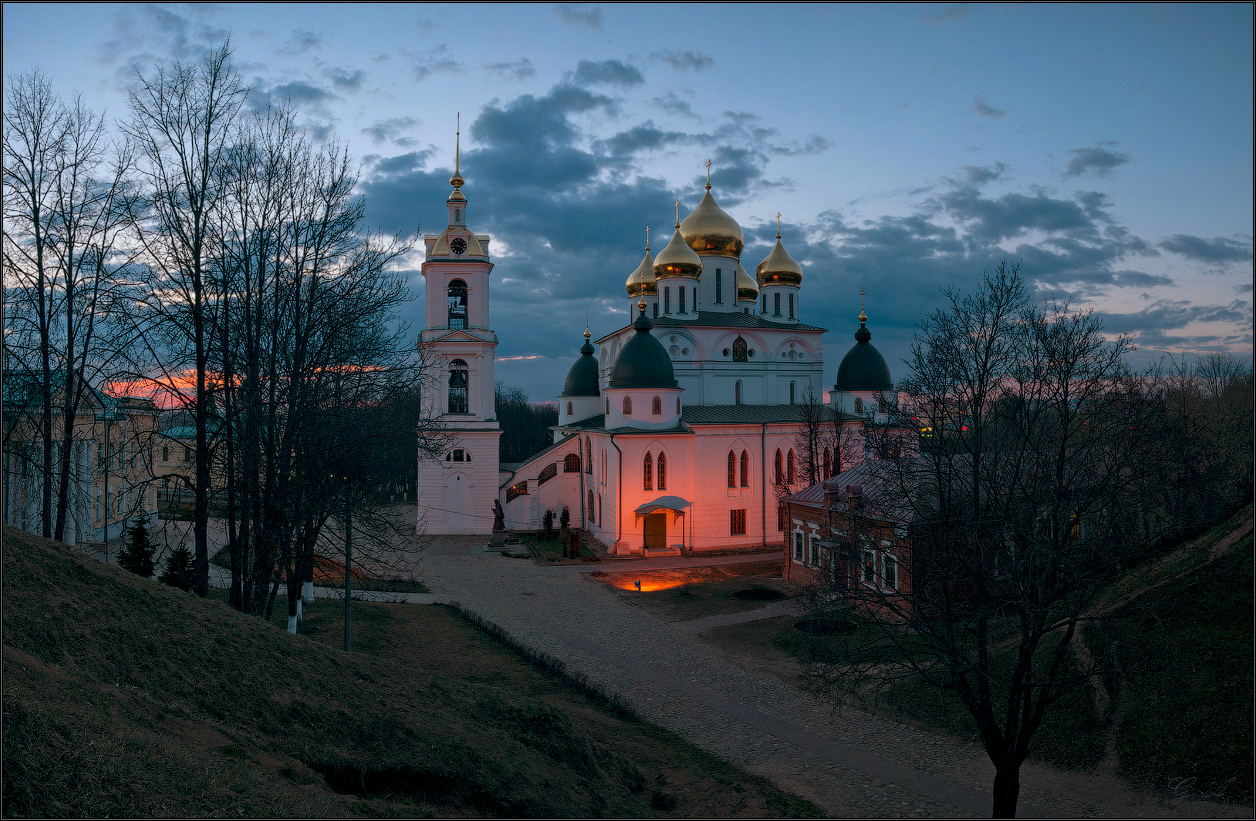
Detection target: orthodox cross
<box><xmin>705</xmin><ymin>158</ymin><xmax>712</xmax><ymax>189</ymax></box>
<box><xmin>674</xmin><ymin>199</ymin><xmax>680</xmax><ymax>227</ymax></box>
<box><xmin>776</xmin><ymin>211</ymin><xmax>782</xmax><ymax>238</ymax></box>
<box><xmin>645</xmin><ymin>225</ymin><xmax>650</xmax><ymax>250</ymax></box>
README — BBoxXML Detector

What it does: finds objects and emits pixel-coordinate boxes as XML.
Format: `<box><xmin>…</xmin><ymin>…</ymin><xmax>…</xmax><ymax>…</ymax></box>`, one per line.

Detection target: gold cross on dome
<box><xmin>776</xmin><ymin>211</ymin><xmax>782</xmax><ymax>237</ymax></box>
<box><xmin>674</xmin><ymin>199</ymin><xmax>680</xmax><ymax>227</ymax></box>
<box><xmin>860</xmin><ymin>288</ymin><xmax>866</xmax><ymax>309</ymax></box>
<box><xmin>645</xmin><ymin>225</ymin><xmax>650</xmax><ymax>250</ymax></box>
<box><xmin>705</xmin><ymin>158</ymin><xmax>712</xmax><ymax>189</ymax></box>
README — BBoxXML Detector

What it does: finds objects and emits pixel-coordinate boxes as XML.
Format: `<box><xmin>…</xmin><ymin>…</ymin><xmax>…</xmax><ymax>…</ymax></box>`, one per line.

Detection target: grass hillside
<box><xmin>1</xmin><ymin>527</ymin><xmax>820</xmax><ymax>818</ymax></box>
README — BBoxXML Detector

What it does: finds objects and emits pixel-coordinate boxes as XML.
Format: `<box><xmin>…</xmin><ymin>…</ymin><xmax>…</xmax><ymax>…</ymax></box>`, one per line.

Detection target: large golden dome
<box><xmin>735</xmin><ymin>262</ymin><xmax>759</xmax><ymax>301</ymax></box>
<box><xmin>680</xmin><ymin>188</ymin><xmax>744</xmax><ymax>258</ymax></box>
<box><xmin>654</xmin><ymin>225</ymin><xmax>703</xmax><ymax>279</ymax></box>
<box><xmin>625</xmin><ymin>248</ymin><xmax>657</xmax><ymax>297</ymax></box>
<box><xmin>755</xmin><ymin>234</ymin><xmax>803</xmax><ymax>287</ymax></box>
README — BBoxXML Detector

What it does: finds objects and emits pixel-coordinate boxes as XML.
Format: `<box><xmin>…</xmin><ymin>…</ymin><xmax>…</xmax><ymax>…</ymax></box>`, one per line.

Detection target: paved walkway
<box><xmin>413</xmin><ymin>541</ymin><xmax>1244</xmax><ymax>819</ymax></box>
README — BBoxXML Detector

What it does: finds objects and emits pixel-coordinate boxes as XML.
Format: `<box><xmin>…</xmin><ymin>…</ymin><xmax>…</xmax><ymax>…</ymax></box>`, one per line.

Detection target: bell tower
<box><xmin>417</xmin><ymin>121</ymin><xmax>502</xmax><ymax>534</ymax></box>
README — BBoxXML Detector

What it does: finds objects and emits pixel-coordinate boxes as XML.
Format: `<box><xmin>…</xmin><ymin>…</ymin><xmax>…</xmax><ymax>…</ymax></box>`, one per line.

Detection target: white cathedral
<box><xmin>417</xmin><ymin>151</ymin><xmax>897</xmax><ymax>555</ymax></box>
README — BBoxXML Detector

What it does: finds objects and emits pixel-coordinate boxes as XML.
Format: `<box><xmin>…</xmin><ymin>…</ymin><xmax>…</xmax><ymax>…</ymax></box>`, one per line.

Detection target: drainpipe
<box><xmin>609</xmin><ymin>432</ymin><xmax>623</xmax><ymax>553</ymax></box>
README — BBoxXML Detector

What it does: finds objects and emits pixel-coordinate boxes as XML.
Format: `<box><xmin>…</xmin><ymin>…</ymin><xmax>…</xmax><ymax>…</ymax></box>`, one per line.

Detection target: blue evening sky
<box><xmin>5</xmin><ymin>3</ymin><xmax>1251</xmax><ymax>400</ymax></box>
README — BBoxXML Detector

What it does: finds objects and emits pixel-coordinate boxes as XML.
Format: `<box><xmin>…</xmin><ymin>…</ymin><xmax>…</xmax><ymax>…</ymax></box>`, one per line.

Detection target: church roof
<box><xmin>595</xmin><ymin>311</ymin><xmax>825</xmax><ymax>344</ymax></box>
<box><xmin>561</xmin><ymin>333</ymin><xmax>600</xmax><ymax>397</ymax></box>
<box><xmin>608</xmin><ymin>308</ymin><xmax>679</xmax><ymax>389</ymax></box>
<box><xmin>429</xmin><ymin>229</ymin><xmax>487</xmax><ymax>258</ymax></box>
<box><xmin>833</xmin><ymin>316</ymin><xmax>893</xmax><ymax>392</ymax></box>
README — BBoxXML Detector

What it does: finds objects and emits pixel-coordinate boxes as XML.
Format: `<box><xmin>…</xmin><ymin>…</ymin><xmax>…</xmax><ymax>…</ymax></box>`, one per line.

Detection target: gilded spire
<box><xmin>584</xmin><ymin>310</ymin><xmax>591</xmax><ymax>340</ymax></box>
<box><xmin>859</xmin><ymin>289</ymin><xmax>867</xmax><ymax>325</ymax></box>
<box><xmin>449</xmin><ymin>113</ymin><xmax>465</xmax><ymax>190</ymax></box>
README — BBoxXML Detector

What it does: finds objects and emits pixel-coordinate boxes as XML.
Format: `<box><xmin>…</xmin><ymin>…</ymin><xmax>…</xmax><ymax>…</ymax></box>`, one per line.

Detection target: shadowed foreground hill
<box><xmin>1</xmin><ymin>528</ymin><xmax>820</xmax><ymax>818</ymax></box>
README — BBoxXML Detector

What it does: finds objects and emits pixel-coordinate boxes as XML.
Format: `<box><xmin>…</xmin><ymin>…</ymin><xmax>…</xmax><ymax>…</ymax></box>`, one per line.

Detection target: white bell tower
<box><xmin>417</xmin><ymin>121</ymin><xmax>502</xmax><ymax>534</ymax></box>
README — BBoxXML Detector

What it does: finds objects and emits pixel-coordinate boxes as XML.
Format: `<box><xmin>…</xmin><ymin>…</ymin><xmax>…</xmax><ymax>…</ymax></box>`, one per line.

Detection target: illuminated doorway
<box><xmin>643</xmin><ymin>512</ymin><xmax>667</xmax><ymax>552</ymax></box>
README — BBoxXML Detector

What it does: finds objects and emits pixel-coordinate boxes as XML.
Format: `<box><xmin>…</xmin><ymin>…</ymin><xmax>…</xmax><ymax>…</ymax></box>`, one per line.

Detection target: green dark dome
<box><xmin>562</xmin><ymin>334</ymin><xmax>600</xmax><ymax>397</ymax></box>
<box><xmin>608</xmin><ymin>307</ymin><xmax>678</xmax><ymax>389</ymax></box>
<box><xmin>834</xmin><ymin>319</ymin><xmax>892</xmax><ymax>392</ymax></box>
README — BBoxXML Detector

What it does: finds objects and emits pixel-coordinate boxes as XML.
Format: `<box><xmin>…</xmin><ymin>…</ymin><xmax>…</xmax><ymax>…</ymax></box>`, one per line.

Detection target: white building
<box><xmin>417</xmin><ymin>161</ymin><xmax>898</xmax><ymax>554</ymax></box>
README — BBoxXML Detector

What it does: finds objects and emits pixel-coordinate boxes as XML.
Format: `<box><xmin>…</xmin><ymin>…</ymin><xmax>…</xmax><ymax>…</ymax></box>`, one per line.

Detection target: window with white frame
<box><xmin>809</xmin><ymin>534</ymin><xmax>821</xmax><ymax>567</ymax></box>
<box><xmin>793</xmin><ymin>531</ymin><xmax>804</xmax><ymax>562</ymax></box>
<box><xmin>882</xmin><ymin>552</ymin><xmax>898</xmax><ymax>589</ymax></box>
<box><xmin>862</xmin><ymin>550</ymin><xmax>876</xmax><ymax>584</ymax></box>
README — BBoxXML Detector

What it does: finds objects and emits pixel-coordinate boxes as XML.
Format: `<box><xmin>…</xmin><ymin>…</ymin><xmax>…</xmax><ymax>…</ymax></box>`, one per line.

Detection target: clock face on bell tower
<box><xmin>451</xmin><ymin>236</ymin><xmax>467</xmax><ymax>255</ymax></box>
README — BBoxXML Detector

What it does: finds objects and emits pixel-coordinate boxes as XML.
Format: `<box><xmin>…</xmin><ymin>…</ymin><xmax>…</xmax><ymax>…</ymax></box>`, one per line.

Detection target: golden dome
<box><xmin>654</xmin><ymin>225</ymin><xmax>703</xmax><ymax>279</ymax></box>
<box><xmin>447</xmin><ymin>186</ymin><xmax>466</xmax><ymax>203</ymax></box>
<box><xmin>755</xmin><ymin>234</ymin><xmax>803</xmax><ymax>287</ymax></box>
<box><xmin>735</xmin><ymin>262</ymin><xmax>759</xmax><ymax>301</ymax></box>
<box><xmin>625</xmin><ymin>249</ymin><xmax>657</xmax><ymax>297</ymax></box>
<box><xmin>680</xmin><ymin>188</ymin><xmax>744</xmax><ymax>258</ymax></box>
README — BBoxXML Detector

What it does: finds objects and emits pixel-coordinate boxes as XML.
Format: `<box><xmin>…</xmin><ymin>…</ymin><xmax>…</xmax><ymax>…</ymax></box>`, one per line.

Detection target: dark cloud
<box><xmin>920</xmin><ymin>4</ymin><xmax>971</xmax><ymax>25</ymax></box>
<box><xmin>652</xmin><ymin>49</ymin><xmax>714</xmax><ymax>72</ymax></box>
<box><xmin>261</xmin><ymin>80</ymin><xmax>336</xmax><ymax>107</ymax></box>
<box><xmin>352</xmin><ymin>72</ymin><xmax>1244</xmax><ymax>401</ymax></box>
<box><xmin>972</xmin><ymin>96</ymin><xmax>1006</xmax><ymax>118</ymax></box>
<box><xmin>1064</xmin><ymin>142</ymin><xmax>1130</xmax><ymax>178</ymax></box>
<box><xmin>485</xmin><ymin>58</ymin><xmax>536</xmax><ymax>80</ymax></box>
<box><xmin>553</xmin><ymin>3</ymin><xmax>602</xmax><ymax>28</ymax></box>
<box><xmin>597</xmin><ymin>123</ymin><xmax>689</xmax><ymax>158</ymax></box>
<box><xmin>280</xmin><ymin>30</ymin><xmax>323</xmax><ymax>56</ymax></box>
<box><xmin>327</xmin><ymin>67</ymin><xmax>366</xmax><ymax>92</ymax></box>
<box><xmin>361</xmin><ymin>116</ymin><xmax>419</xmax><ymax>146</ymax></box>
<box><xmin>1158</xmin><ymin>233</ymin><xmax>1252</xmax><ymax>264</ymax></box>
<box><xmin>97</xmin><ymin>5</ymin><xmax>230</xmax><ymax>69</ymax></box>
<box><xmin>572</xmin><ymin>59</ymin><xmax>644</xmax><ymax>88</ymax></box>
<box><xmin>653</xmin><ymin>92</ymin><xmax>699</xmax><ymax>119</ymax></box>
<box><xmin>411</xmin><ymin>45</ymin><xmax>461</xmax><ymax>81</ymax></box>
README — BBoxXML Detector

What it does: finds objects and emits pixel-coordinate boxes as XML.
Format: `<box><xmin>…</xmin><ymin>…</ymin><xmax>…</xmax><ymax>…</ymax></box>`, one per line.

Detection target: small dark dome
<box><xmin>562</xmin><ymin>334</ymin><xmax>600</xmax><ymax>397</ymax></box>
<box><xmin>834</xmin><ymin>319</ymin><xmax>892</xmax><ymax>392</ymax></box>
<box><xmin>609</xmin><ymin>308</ymin><xmax>678</xmax><ymax>389</ymax></box>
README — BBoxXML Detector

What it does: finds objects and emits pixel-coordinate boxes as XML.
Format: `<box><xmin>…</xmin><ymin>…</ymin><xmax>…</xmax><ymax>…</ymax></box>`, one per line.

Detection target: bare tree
<box><xmin>3</xmin><ymin>69</ymin><xmax>134</xmax><ymax>541</ymax></box>
<box><xmin>812</xmin><ymin>263</ymin><xmax>1166</xmax><ymax>818</ymax></box>
<box><xmin>122</xmin><ymin>41</ymin><xmax>247</xmax><ymax>596</ymax></box>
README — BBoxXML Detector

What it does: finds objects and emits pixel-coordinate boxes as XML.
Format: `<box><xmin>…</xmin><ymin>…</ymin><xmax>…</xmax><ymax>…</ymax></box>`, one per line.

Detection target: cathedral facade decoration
<box><xmin>417</xmin><ymin>157</ymin><xmax>897</xmax><ymax>553</ymax></box>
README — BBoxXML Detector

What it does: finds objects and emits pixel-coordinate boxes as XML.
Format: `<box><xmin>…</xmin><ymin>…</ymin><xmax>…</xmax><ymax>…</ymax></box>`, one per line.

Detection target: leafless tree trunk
<box><xmin>122</xmin><ymin>41</ymin><xmax>247</xmax><ymax>597</ymax></box>
<box><xmin>812</xmin><ymin>262</ymin><xmax>1168</xmax><ymax>818</ymax></box>
<box><xmin>4</xmin><ymin>70</ymin><xmax>134</xmax><ymax>543</ymax></box>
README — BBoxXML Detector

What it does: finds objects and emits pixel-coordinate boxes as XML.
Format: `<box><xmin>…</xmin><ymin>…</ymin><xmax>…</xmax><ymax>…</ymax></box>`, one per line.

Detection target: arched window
<box><xmin>676</xmin><ymin>396</ymin><xmax>680</xmax><ymax>413</ymax></box>
<box><xmin>564</xmin><ymin>453</ymin><xmax>580</xmax><ymax>473</ymax></box>
<box><xmin>735</xmin><ymin>380</ymin><xmax>742</xmax><ymax>405</ymax></box>
<box><xmin>448</xmin><ymin>359</ymin><xmax>469</xmax><ymax>414</ymax></box>
<box><xmin>774</xmin><ymin>449</ymin><xmax>783</xmax><ymax>484</ymax></box>
<box><xmin>588</xmin><ymin>490</ymin><xmax>595</xmax><ymax>524</ymax></box>
<box><xmin>623</xmin><ymin>396</ymin><xmax>632</xmax><ymax>415</ymax></box>
<box><xmin>787</xmin><ymin>449</ymin><xmax>795</xmax><ymax>483</ymax></box>
<box><xmin>855</xmin><ymin>396</ymin><xmax>864</xmax><ymax>414</ymax></box>
<box><xmin>585</xmin><ymin>439</ymin><xmax>593</xmax><ymax>473</ymax></box>
<box><xmin>732</xmin><ymin>335</ymin><xmax>748</xmax><ymax>362</ymax></box>
<box><xmin>727</xmin><ymin>451</ymin><xmax>736</xmax><ymax>488</ymax></box>
<box><xmin>606</xmin><ymin>398</ymin><xmax>610</xmax><ymax>414</ymax></box>
<box><xmin>824</xmin><ymin>447</ymin><xmax>832</xmax><ymax>478</ymax></box>
<box><xmin>454</xmin><ymin>208</ymin><xmax>461</xmax><ymax>223</ymax></box>
<box><xmin>162</xmin><ymin>445</ymin><xmax>169</xmax><ymax>462</ymax></box>
<box><xmin>447</xmin><ymin>280</ymin><xmax>468</xmax><ymax>329</ymax></box>
<box><xmin>566</xmin><ymin>402</ymin><xmax>574</xmax><ymax>416</ymax></box>
<box><xmin>789</xmin><ymin>381</ymin><xmax>796</xmax><ymax>404</ymax></box>
<box><xmin>740</xmin><ymin>450</ymin><xmax>750</xmax><ymax>487</ymax></box>
<box><xmin>643</xmin><ymin>452</ymin><xmax>653</xmax><ymax>491</ymax></box>
<box><xmin>652</xmin><ymin>396</ymin><xmax>662</xmax><ymax>415</ymax></box>
<box><xmin>657</xmin><ymin>453</ymin><xmax>667</xmax><ymax>490</ymax></box>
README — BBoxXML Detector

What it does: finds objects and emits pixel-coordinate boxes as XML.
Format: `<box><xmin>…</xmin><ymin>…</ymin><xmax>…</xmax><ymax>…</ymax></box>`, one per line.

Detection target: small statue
<box><xmin>492</xmin><ymin>499</ymin><xmax>505</xmax><ymax>531</ymax></box>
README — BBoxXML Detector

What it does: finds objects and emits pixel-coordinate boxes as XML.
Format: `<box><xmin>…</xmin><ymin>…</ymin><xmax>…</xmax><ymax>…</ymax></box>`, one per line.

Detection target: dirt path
<box><xmin>419</xmin><ymin>541</ymin><xmax>1249</xmax><ymax>818</ymax></box>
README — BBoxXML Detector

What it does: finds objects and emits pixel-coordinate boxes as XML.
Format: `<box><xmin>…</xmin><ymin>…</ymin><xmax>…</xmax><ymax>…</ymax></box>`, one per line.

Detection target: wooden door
<box><xmin>643</xmin><ymin>512</ymin><xmax>667</xmax><ymax>551</ymax></box>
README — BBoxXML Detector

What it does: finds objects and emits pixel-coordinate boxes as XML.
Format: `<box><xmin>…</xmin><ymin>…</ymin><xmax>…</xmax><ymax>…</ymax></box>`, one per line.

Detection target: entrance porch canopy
<box><xmin>634</xmin><ymin>495</ymin><xmax>691</xmax><ymax>524</ymax></box>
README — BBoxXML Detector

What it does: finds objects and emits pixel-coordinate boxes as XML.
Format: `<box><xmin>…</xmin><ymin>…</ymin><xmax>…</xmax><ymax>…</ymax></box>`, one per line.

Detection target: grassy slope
<box><xmin>1</xmin><ymin>527</ymin><xmax>820</xmax><ymax>818</ymax></box>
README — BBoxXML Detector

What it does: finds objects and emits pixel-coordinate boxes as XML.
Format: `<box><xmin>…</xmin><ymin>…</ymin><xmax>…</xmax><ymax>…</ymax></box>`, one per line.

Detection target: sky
<box><xmin>4</xmin><ymin>2</ymin><xmax>1252</xmax><ymax>402</ymax></box>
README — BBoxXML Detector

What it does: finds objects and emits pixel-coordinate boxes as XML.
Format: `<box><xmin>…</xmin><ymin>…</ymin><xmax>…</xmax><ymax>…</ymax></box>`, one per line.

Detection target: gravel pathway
<box><xmin>416</xmin><ymin>543</ymin><xmax>1246</xmax><ymax>818</ymax></box>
